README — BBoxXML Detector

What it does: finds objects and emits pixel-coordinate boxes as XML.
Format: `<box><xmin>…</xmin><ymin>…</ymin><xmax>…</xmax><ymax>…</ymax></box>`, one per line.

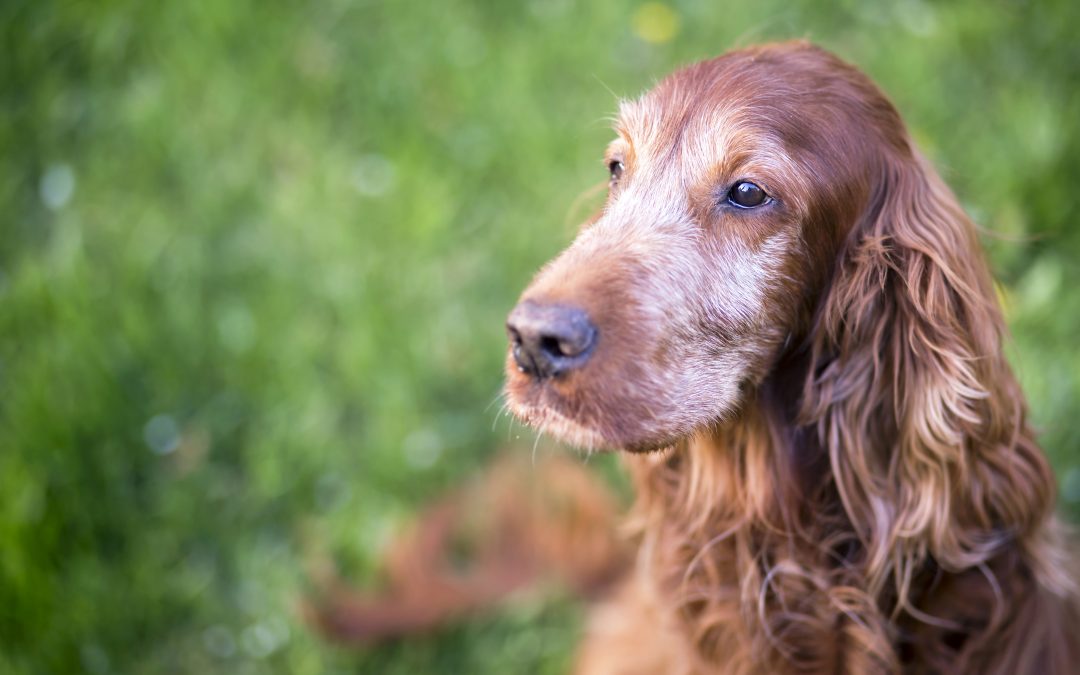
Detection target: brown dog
<box><xmin>505</xmin><ymin>41</ymin><xmax>1079</xmax><ymax>674</ymax></box>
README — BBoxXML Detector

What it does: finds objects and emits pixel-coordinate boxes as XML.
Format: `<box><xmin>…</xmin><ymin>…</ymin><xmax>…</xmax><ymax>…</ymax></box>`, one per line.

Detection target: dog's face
<box><xmin>505</xmin><ymin>44</ymin><xmax>904</xmax><ymax>451</ymax></box>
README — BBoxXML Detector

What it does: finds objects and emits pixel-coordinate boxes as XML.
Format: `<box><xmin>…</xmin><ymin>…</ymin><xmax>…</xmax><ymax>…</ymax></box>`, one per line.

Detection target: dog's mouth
<box><xmin>503</xmin><ymin>349</ymin><xmax>607</xmax><ymax>447</ymax></box>
<box><xmin>503</xmin><ymin>348</ymin><xmax>684</xmax><ymax>454</ymax></box>
<box><xmin>508</xmin><ymin>399</ymin><xmax>682</xmax><ymax>454</ymax></box>
<box><xmin>507</xmin><ymin>398</ymin><xmax>612</xmax><ymax>452</ymax></box>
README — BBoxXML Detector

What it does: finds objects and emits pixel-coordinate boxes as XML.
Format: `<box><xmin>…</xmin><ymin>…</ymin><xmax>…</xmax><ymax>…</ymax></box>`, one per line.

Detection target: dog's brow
<box><xmin>616</xmin><ymin>97</ymin><xmax>668</xmax><ymax>148</ymax></box>
<box><xmin>605</xmin><ymin>136</ymin><xmax>630</xmax><ymax>159</ymax></box>
<box><xmin>615</xmin><ymin>99</ymin><xmax>637</xmax><ymax>128</ymax></box>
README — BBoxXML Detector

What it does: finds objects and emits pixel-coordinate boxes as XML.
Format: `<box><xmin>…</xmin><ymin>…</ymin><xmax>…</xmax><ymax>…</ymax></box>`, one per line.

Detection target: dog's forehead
<box><xmin>618</xmin><ymin>55</ymin><xmax>773</xmax><ymax>130</ymax></box>
<box><xmin>614</xmin><ymin>59</ymin><xmax>795</xmax><ymax>164</ymax></box>
<box><xmin>615</xmin><ymin>43</ymin><xmax>890</xmax><ymax>149</ymax></box>
<box><xmin>611</xmin><ymin>49</ymin><xmax>892</xmax><ymax>199</ymax></box>
<box><xmin>614</xmin><ymin>78</ymin><xmax>798</xmax><ymax>187</ymax></box>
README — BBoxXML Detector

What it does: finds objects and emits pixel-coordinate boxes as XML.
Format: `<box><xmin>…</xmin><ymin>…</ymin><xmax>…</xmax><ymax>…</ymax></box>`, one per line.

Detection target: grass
<box><xmin>2</xmin><ymin>0</ymin><xmax>1079</xmax><ymax>672</ymax></box>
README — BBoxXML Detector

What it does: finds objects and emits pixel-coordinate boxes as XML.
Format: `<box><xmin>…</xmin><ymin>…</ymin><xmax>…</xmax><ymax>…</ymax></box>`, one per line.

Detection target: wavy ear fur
<box><xmin>802</xmin><ymin>146</ymin><xmax>1059</xmax><ymax>602</ymax></box>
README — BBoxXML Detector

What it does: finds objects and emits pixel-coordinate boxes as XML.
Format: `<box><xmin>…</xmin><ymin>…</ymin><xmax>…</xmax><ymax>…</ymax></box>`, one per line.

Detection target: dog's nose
<box><xmin>507</xmin><ymin>301</ymin><xmax>597</xmax><ymax>379</ymax></box>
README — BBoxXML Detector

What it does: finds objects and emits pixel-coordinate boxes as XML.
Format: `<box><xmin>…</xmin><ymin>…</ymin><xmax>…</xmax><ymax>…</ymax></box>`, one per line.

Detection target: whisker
<box><xmin>531</xmin><ymin>426</ymin><xmax>544</xmax><ymax>467</ymax></box>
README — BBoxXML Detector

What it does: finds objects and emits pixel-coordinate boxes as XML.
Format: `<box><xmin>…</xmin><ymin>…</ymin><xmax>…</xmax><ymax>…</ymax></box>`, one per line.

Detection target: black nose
<box><xmin>506</xmin><ymin>301</ymin><xmax>597</xmax><ymax>379</ymax></box>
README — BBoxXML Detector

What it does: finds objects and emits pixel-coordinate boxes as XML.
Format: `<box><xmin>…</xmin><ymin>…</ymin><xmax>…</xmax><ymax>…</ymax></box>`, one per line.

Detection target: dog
<box><xmin>504</xmin><ymin>41</ymin><xmax>1080</xmax><ymax>674</ymax></box>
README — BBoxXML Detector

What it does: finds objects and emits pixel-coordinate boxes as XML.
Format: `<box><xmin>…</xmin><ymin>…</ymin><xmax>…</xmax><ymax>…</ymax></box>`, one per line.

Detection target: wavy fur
<box><xmin>507</xmin><ymin>42</ymin><xmax>1079</xmax><ymax>673</ymax></box>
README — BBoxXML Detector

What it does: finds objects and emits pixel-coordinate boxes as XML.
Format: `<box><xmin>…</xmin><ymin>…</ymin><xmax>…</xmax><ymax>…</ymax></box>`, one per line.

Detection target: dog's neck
<box><xmin>625</xmin><ymin>342</ymin><xmax>828</xmax><ymax>552</ymax></box>
<box><xmin>623</xmin><ymin>382</ymin><xmax>869</xmax><ymax>672</ymax></box>
<box><xmin>620</xmin><ymin>350</ymin><xmax>1075</xmax><ymax>672</ymax></box>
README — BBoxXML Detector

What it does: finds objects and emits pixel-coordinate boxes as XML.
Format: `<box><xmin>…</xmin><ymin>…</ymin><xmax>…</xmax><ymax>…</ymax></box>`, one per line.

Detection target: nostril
<box><xmin>541</xmin><ymin>325</ymin><xmax>595</xmax><ymax>359</ymax></box>
<box><xmin>539</xmin><ymin>335</ymin><xmax>563</xmax><ymax>357</ymax></box>
<box><xmin>506</xmin><ymin>301</ymin><xmax>598</xmax><ymax>378</ymax></box>
<box><xmin>535</xmin><ymin>334</ymin><xmax>570</xmax><ymax>358</ymax></box>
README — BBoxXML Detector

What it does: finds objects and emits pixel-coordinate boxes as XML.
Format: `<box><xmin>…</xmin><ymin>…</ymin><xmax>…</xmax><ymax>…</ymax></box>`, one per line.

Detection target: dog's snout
<box><xmin>507</xmin><ymin>301</ymin><xmax>597</xmax><ymax>379</ymax></box>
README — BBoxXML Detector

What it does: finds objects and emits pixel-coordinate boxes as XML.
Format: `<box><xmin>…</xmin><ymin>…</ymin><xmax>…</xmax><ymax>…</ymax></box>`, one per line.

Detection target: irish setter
<box><xmin>504</xmin><ymin>41</ymin><xmax>1079</xmax><ymax>674</ymax></box>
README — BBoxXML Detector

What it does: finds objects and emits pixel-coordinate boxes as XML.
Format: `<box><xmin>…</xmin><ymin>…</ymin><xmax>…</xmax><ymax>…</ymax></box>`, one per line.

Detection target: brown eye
<box><xmin>727</xmin><ymin>181</ymin><xmax>768</xmax><ymax>208</ymax></box>
<box><xmin>608</xmin><ymin>160</ymin><xmax>624</xmax><ymax>183</ymax></box>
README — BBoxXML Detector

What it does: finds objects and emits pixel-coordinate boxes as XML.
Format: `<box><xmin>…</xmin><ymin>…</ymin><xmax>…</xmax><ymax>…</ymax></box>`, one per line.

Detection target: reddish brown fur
<box><xmin>305</xmin><ymin>454</ymin><xmax>628</xmax><ymax>643</ymax></box>
<box><xmin>506</xmin><ymin>42</ymin><xmax>1080</xmax><ymax>673</ymax></box>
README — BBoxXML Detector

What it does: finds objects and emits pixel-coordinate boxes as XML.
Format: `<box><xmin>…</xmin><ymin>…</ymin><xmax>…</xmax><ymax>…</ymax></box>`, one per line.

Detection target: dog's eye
<box><xmin>727</xmin><ymin>181</ymin><xmax>768</xmax><ymax>208</ymax></box>
<box><xmin>608</xmin><ymin>160</ymin><xmax>624</xmax><ymax>183</ymax></box>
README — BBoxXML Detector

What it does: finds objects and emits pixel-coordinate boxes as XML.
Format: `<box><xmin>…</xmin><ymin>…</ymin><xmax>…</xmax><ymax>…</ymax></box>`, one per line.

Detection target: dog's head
<box><xmin>505</xmin><ymin>42</ymin><xmax>910</xmax><ymax>451</ymax></box>
<box><xmin>503</xmin><ymin>40</ymin><xmax>1067</xmax><ymax>636</ymax></box>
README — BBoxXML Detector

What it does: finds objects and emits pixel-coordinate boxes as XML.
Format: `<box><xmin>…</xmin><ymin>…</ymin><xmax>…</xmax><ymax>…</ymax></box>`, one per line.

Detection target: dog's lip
<box><xmin>504</xmin><ymin>378</ymin><xmax>682</xmax><ymax>453</ymax></box>
<box><xmin>622</xmin><ymin>435</ymin><xmax>681</xmax><ymax>454</ymax></box>
<box><xmin>507</xmin><ymin>398</ymin><xmax>613</xmax><ymax>451</ymax></box>
<box><xmin>503</xmin><ymin>369</ymin><xmax>608</xmax><ymax>441</ymax></box>
<box><xmin>503</xmin><ymin>347</ymin><xmax>687</xmax><ymax>452</ymax></box>
<box><xmin>512</xmin><ymin>401</ymin><xmax>679</xmax><ymax>453</ymax></box>
<box><xmin>504</xmin><ymin>375</ymin><xmax>581</xmax><ymax>424</ymax></box>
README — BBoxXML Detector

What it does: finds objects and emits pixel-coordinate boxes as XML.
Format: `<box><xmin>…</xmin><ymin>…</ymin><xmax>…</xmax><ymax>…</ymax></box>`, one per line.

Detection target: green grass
<box><xmin>2</xmin><ymin>0</ymin><xmax>1079</xmax><ymax>672</ymax></box>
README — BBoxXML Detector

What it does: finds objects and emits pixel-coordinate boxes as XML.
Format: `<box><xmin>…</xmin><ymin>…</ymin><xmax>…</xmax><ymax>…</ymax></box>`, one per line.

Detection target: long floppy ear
<box><xmin>802</xmin><ymin>146</ymin><xmax>1056</xmax><ymax>600</ymax></box>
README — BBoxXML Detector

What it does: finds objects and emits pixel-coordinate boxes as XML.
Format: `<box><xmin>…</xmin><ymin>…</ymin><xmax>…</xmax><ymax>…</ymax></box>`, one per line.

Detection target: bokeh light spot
<box><xmin>632</xmin><ymin>3</ymin><xmax>680</xmax><ymax>44</ymax></box>
<box><xmin>241</xmin><ymin>621</ymin><xmax>280</xmax><ymax>658</ymax></box>
<box><xmin>40</xmin><ymin>163</ymin><xmax>76</xmax><ymax>210</ymax></box>
<box><xmin>144</xmin><ymin>414</ymin><xmax>181</xmax><ymax>455</ymax></box>
<box><xmin>403</xmin><ymin>428</ymin><xmax>443</xmax><ymax>469</ymax></box>
<box><xmin>216</xmin><ymin>303</ymin><xmax>257</xmax><ymax>354</ymax></box>
<box><xmin>202</xmin><ymin>625</ymin><xmax>236</xmax><ymax>659</ymax></box>
<box><xmin>79</xmin><ymin>643</ymin><xmax>110</xmax><ymax>675</ymax></box>
<box><xmin>897</xmin><ymin>0</ymin><xmax>938</xmax><ymax>36</ymax></box>
<box><xmin>351</xmin><ymin>154</ymin><xmax>396</xmax><ymax>197</ymax></box>
<box><xmin>1063</xmin><ymin>467</ymin><xmax>1080</xmax><ymax>504</ymax></box>
<box><xmin>314</xmin><ymin>472</ymin><xmax>350</xmax><ymax>512</ymax></box>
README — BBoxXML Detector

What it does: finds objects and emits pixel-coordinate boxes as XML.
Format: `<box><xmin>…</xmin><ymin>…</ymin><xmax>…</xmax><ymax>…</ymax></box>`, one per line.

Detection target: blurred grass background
<box><xmin>2</xmin><ymin>0</ymin><xmax>1079</xmax><ymax>672</ymax></box>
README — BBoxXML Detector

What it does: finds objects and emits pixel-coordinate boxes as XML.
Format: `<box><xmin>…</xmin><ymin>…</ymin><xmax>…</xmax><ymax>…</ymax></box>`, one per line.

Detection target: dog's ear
<box><xmin>802</xmin><ymin>146</ymin><xmax>1056</xmax><ymax>601</ymax></box>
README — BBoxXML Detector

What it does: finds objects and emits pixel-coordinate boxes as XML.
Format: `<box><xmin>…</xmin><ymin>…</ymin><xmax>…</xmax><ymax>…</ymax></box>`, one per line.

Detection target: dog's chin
<box><xmin>506</xmin><ymin>396</ymin><xmax>686</xmax><ymax>454</ymax></box>
<box><xmin>503</xmin><ymin>356</ymin><xmax>735</xmax><ymax>454</ymax></box>
<box><xmin>507</xmin><ymin>402</ymin><xmax>613</xmax><ymax>451</ymax></box>
<box><xmin>620</xmin><ymin>435</ymin><xmax>683</xmax><ymax>454</ymax></box>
